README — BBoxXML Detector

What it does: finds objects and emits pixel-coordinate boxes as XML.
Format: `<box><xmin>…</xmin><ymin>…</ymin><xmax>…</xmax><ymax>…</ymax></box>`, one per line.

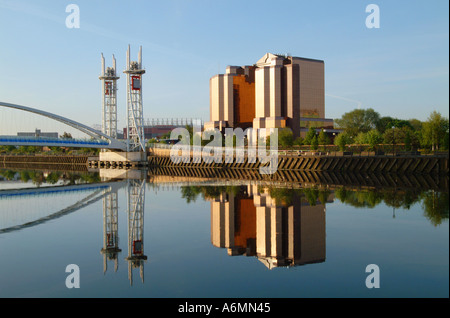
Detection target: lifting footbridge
<box><xmin>0</xmin><ymin>102</ymin><xmax>127</xmax><ymax>151</ymax></box>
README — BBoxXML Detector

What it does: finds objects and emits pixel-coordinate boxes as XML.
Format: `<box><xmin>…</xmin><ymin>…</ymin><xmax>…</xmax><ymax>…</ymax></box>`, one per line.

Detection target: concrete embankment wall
<box><xmin>148</xmin><ymin>148</ymin><xmax>449</xmax><ymax>175</ymax></box>
<box><xmin>1</xmin><ymin>155</ymin><xmax>89</xmax><ymax>171</ymax></box>
<box><xmin>149</xmin><ymin>166</ymin><xmax>448</xmax><ymax>192</ymax></box>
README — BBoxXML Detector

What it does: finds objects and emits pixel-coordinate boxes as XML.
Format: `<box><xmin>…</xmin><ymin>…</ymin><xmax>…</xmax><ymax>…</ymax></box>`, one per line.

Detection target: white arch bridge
<box><xmin>0</xmin><ymin>102</ymin><xmax>127</xmax><ymax>151</ymax></box>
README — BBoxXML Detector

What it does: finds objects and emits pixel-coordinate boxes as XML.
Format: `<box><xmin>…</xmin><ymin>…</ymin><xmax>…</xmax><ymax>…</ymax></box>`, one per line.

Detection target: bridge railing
<box><xmin>0</xmin><ymin>135</ymin><xmax>109</xmax><ymax>146</ymax></box>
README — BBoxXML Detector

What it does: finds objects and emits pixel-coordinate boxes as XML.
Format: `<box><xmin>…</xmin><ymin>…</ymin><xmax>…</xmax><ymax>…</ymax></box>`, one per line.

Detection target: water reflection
<box><xmin>0</xmin><ymin>168</ymin><xmax>448</xmax><ymax>290</ymax></box>
<box><xmin>334</xmin><ymin>187</ymin><xmax>449</xmax><ymax>226</ymax></box>
<box><xmin>202</xmin><ymin>185</ymin><xmax>329</xmax><ymax>269</ymax></box>
<box><xmin>0</xmin><ymin>169</ymin><xmax>100</xmax><ymax>188</ymax></box>
<box><xmin>0</xmin><ymin>169</ymin><xmax>149</xmax><ymax>286</ymax></box>
<box><xmin>100</xmin><ymin>182</ymin><xmax>121</xmax><ymax>273</ymax></box>
<box><xmin>124</xmin><ymin>179</ymin><xmax>148</xmax><ymax>285</ymax></box>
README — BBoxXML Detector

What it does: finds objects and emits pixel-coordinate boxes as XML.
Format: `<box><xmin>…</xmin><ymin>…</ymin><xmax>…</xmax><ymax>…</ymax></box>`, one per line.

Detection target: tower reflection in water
<box><xmin>209</xmin><ymin>185</ymin><xmax>332</xmax><ymax>269</ymax></box>
<box><xmin>100</xmin><ymin>178</ymin><xmax>147</xmax><ymax>285</ymax></box>
<box><xmin>100</xmin><ymin>184</ymin><xmax>121</xmax><ymax>273</ymax></box>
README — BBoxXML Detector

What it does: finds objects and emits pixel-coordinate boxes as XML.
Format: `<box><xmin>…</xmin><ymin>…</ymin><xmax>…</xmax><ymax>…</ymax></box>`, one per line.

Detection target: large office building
<box><xmin>206</xmin><ymin>53</ymin><xmax>335</xmax><ymax>138</ymax></box>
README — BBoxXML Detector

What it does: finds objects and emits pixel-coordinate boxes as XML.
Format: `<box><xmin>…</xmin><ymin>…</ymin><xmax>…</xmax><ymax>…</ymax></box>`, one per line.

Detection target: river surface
<box><xmin>0</xmin><ymin>169</ymin><xmax>448</xmax><ymax>298</ymax></box>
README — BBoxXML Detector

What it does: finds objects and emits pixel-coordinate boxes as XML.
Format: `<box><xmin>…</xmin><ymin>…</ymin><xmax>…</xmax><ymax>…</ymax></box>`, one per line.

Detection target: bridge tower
<box><xmin>124</xmin><ymin>45</ymin><xmax>146</xmax><ymax>152</ymax></box>
<box><xmin>125</xmin><ymin>178</ymin><xmax>147</xmax><ymax>285</ymax></box>
<box><xmin>99</xmin><ymin>54</ymin><xmax>120</xmax><ymax>139</ymax></box>
<box><xmin>100</xmin><ymin>187</ymin><xmax>121</xmax><ymax>273</ymax></box>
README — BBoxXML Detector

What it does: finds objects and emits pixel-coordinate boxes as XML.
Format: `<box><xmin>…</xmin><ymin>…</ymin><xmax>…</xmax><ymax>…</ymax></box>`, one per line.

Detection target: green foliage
<box><xmin>268</xmin><ymin>187</ymin><xmax>298</xmax><ymax>205</ymax></box>
<box><xmin>366</xmin><ymin>130</ymin><xmax>383</xmax><ymax>150</ymax></box>
<box><xmin>354</xmin><ymin>131</ymin><xmax>367</xmax><ymax>145</ymax></box>
<box><xmin>334</xmin><ymin>132</ymin><xmax>352</xmax><ymax>151</ymax></box>
<box><xmin>335</xmin><ymin>108</ymin><xmax>380</xmax><ymax>137</ymax></box>
<box><xmin>421</xmin><ymin>111</ymin><xmax>449</xmax><ymax>151</ymax></box>
<box><xmin>421</xmin><ymin>191</ymin><xmax>449</xmax><ymax>226</ymax></box>
<box><xmin>60</xmin><ymin>132</ymin><xmax>73</xmax><ymax>139</ymax></box>
<box><xmin>1</xmin><ymin>170</ymin><xmax>100</xmax><ymax>186</ymax></box>
<box><xmin>304</xmin><ymin>127</ymin><xmax>316</xmax><ymax>145</ymax></box>
<box><xmin>277</xmin><ymin>128</ymin><xmax>294</xmax><ymax>148</ymax></box>
<box><xmin>15</xmin><ymin>146</ymin><xmax>43</xmax><ymax>154</ymax></box>
<box><xmin>293</xmin><ymin>136</ymin><xmax>304</xmax><ymax>146</ymax></box>
<box><xmin>0</xmin><ymin>145</ymin><xmax>16</xmax><ymax>153</ymax></box>
<box><xmin>318</xmin><ymin>129</ymin><xmax>330</xmax><ymax>145</ymax></box>
<box><xmin>0</xmin><ymin>170</ymin><xmax>17</xmax><ymax>180</ymax></box>
<box><xmin>408</xmin><ymin>118</ymin><xmax>423</xmax><ymax>131</ymax></box>
<box><xmin>304</xmin><ymin>187</ymin><xmax>319</xmax><ymax>205</ymax></box>
<box><xmin>311</xmin><ymin>135</ymin><xmax>319</xmax><ymax>150</ymax></box>
<box><xmin>180</xmin><ymin>185</ymin><xmax>241</xmax><ymax>203</ymax></box>
<box><xmin>45</xmin><ymin>172</ymin><xmax>60</xmax><ymax>184</ymax></box>
<box><xmin>376</xmin><ymin>116</ymin><xmax>412</xmax><ymax>134</ymax></box>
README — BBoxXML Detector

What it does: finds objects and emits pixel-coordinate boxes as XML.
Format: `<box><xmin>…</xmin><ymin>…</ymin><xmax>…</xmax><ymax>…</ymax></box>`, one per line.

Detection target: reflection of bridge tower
<box><xmin>99</xmin><ymin>54</ymin><xmax>120</xmax><ymax>139</ymax></box>
<box><xmin>124</xmin><ymin>45</ymin><xmax>146</xmax><ymax>152</ymax></box>
<box><xmin>100</xmin><ymin>187</ymin><xmax>121</xmax><ymax>273</ymax></box>
<box><xmin>125</xmin><ymin>178</ymin><xmax>147</xmax><ymax>285</ymax></box>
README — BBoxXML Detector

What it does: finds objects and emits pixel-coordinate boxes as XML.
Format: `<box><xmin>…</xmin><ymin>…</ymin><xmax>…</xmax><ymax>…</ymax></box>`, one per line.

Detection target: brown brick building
<box><xmin>206</xmin><ymin>53</ymin><xmax>335</xmax><ymax>138</ymax></box>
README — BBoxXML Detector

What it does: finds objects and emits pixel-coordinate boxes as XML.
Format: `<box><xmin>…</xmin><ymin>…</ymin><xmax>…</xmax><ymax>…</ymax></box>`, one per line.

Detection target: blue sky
<box><xmin>0</xmin><ymin>0</ymin><xmax>448</xmax><ymax>131</ymax></box>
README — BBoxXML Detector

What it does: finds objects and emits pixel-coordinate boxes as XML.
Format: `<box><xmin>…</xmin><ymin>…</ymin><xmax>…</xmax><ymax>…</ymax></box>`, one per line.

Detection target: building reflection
<box><xmin>210</xmin><ymin>185</ymin><xmax>332</xmax><ymax>269</ymax></box>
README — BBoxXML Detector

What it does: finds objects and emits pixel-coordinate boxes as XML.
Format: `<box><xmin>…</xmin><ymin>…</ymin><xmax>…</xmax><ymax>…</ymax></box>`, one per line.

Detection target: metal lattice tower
<box><xmin>100</xmin><ymin>188</ymin><xmax>121</xmax><ymax>273</ymax></box>
<box><xmin>124</xmin><ymin>45</ymin><xmax>146</xmax><ymax>152</ymax></box>
<box><xmin>99</xmin><ymin>54</ymin><xmax>120</xmax><ymax>139</ymax></box>
<box><xmin>125</xmin><ymin>178</ymin><xmax>147</xmax><ymax>285</ymax></box>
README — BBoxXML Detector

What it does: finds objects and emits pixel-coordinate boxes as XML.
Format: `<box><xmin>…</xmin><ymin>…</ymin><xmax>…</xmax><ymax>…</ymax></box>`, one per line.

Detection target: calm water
<box><xmin>0</xmin><ymin>169</ymin><xmax>448</xmax><ymax>298</ymax></box>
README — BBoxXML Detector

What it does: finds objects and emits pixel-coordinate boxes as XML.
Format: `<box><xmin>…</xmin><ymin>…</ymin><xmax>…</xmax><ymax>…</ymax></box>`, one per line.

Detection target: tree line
<box><xmin>333</xmin><ymin>108</ymin><xmax>449</xmax><ymax>152</ymax></box>
<box><xmin>273</xmin><ymin>109</ymin><xmax>449</xmax><ymax>153</ymax></box>
<box><xmin>180</xmin><ymin>184</ymin><xmax>448</xmax><ymax>227</ymax></box>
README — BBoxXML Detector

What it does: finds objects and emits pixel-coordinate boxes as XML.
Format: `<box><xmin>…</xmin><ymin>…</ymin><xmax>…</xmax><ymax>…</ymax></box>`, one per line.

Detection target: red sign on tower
<box><xmin>132</xmin><ymin>76</ymin><xmax>141</xmax><ymax>90</ymax></box>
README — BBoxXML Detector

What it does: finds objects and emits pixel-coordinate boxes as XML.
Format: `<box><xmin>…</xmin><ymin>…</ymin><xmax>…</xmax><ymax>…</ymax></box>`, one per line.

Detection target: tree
<box><xmin>334</xmin><ymin>132</ymin><xmax>352</xmax><ymax>151</ymax></box>
<box><xmin>311</xmin><ymin>135</ymin><xmax>319</xmax><ymax>150</ymax></box>
<box><xmin>335</xmin><ymin>108</ymin><xmax>381</xmax><ymax>137</ymax></box>
<box><xmin>304</xmin><ymin>127</ymin><xmax>316</xmax><ymax>145</ymax></box>
<box><xmin>61</xmin><ymin>132</ymin><xmax>73</xmax><ymax>139</ymax></box>
<box><xmin>365</xmin><ymin>129</ymin><xmax>383</xmax><ymax>151</ymax></box>
<box><xmin>318</xmin><ymin>129</ymin><xmax>330</xmax><ymax>145</ymax></box>
<box><xmin>354</xmin><ymin>131</ymin><xmax>369</xmax><ymax>146</ymax></box>
<box><xmin>421</xmin><ymin>191</ymin><xmax>449</xmax><ymax>227</ymax></box>
<box><xmin>0</xmin><ymin>145</ymin><xmax>16</xmax><ymax>153</ymax></box>
<box><xmin>421</xmin><ymin>111</ymin><xmax>449</xmax><ymax>151</ymax></box>
<box><xmin>383</xmin><ymin>127</ymin><xmax>405</xmax><ymax>145</ymax></box>
<box><xmin>376</xmin><ymin>116</ymin><xmax>412</xmax><ymax>134</ymax></box>
<box><xmin>277</xmin><ymin>128</ymin><xmax>294</xmax><ymax>149</ymax></box>
<box><xmin>408</xmin><ymin>119</ymin><xmax>423</xmax><ymax>132</ymax></box>
<box><xmin>293</xmin><ymin>136</ymin><xmax>304</xmax><ymax>146</ymax></box>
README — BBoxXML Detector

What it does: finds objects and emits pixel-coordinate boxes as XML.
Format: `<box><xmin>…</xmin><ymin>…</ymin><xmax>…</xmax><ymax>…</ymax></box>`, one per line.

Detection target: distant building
<box><xmin>17</xmin><ymin>129</ymin><xmax>58</xmax><ymax>139</ymax></box>
<box><xmin>123</xmin><ymin>118</ymin><xmax>203</xmax><ymax>140</ymax></box>
<box><xmin>205</xmin><ymin>53</ymin><xmax>338</xmax><ymax>138</ymax></box>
